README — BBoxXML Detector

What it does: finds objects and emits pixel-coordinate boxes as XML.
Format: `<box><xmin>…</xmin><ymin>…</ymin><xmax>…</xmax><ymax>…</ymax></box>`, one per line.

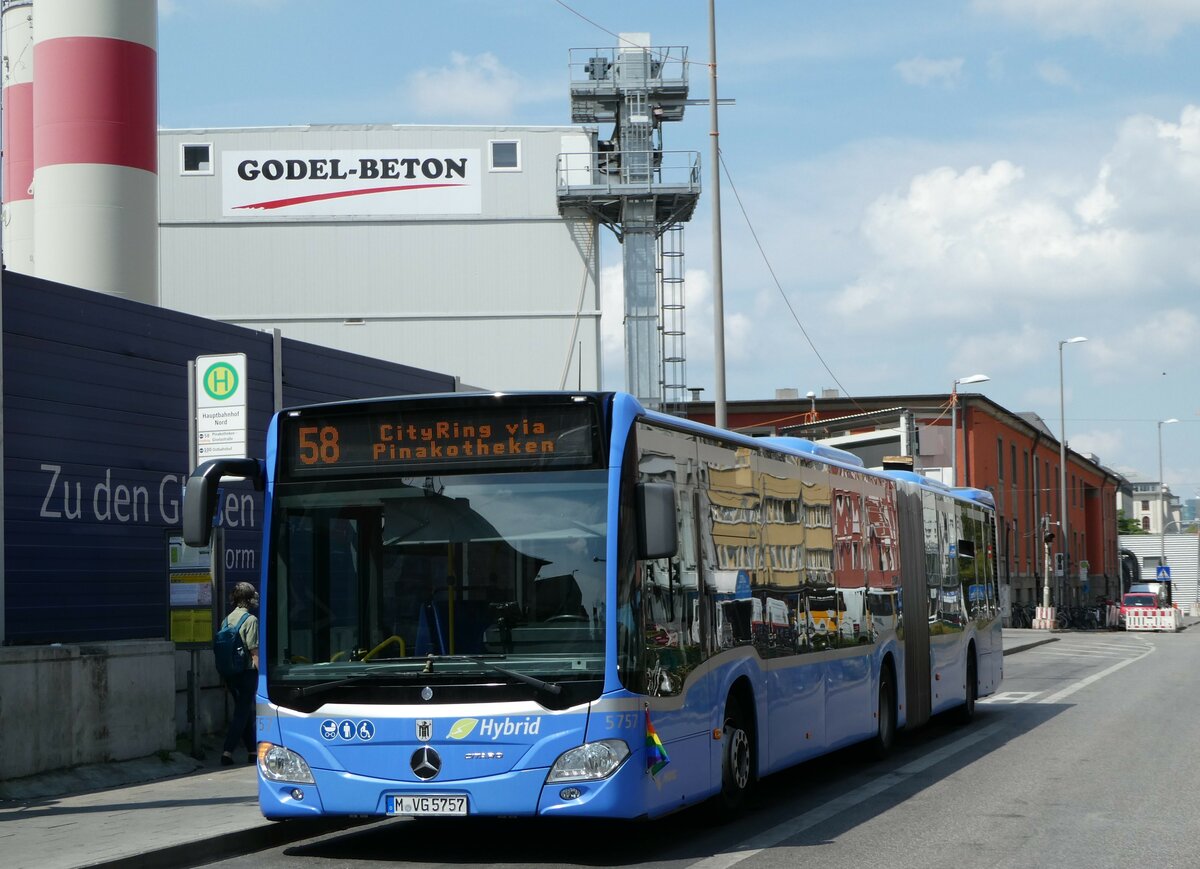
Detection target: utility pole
<box><xmin>1041</xmin><ymin>514</ymin><xmax>1054</xmax><ymax>610</ymax></box>
<box><xmin>708</xmin><ymin>0</ymin><xmax>727</xmax><ymax>429</ymax></box>
<box><xmin>1034</xmin><ymin>513</ymin><xmax>1058</xmax><ymax>631</ymax></box>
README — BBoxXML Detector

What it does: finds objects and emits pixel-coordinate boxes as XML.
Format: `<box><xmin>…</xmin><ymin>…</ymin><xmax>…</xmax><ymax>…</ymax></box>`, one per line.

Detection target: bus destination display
<box><xmin>282</xmin><ymin>401</ymin><xmax>599</xmax><ymax>477</ymax></box>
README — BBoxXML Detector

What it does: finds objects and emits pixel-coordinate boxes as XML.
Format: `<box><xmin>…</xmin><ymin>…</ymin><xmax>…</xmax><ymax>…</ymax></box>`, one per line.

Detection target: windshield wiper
<box><xmin>421</xmin><ymin>653</ymin><xmax>562</xmax><ymax>696</ymax></box>
<box><xmin>290</xmin><ymin>656</ymin><xmax>564</xmax><ymax>700</ymax></box>
<box><xmin>291</xmin><ymin>670</ymin><xmax>418</xmax><ymax>700</ymax></box>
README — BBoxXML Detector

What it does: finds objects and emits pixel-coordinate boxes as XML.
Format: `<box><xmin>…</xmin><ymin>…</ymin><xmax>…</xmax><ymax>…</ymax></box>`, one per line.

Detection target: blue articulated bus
<box><xmin>183</xmin><ymin>391</ymin><xmax>1001</xmax><ymax>820</ymax></box>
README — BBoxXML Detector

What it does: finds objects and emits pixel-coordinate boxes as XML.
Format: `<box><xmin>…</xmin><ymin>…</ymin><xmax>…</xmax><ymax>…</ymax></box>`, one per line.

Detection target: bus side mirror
<box><xmin>636</xmin><ymin>481</ymin><xmax>677</xmax><ymax>560</ymax></box>
<box><xmin>182</xmin><ymin>458</ymin><xmax>265</xmax><ymax>547</ymax></box>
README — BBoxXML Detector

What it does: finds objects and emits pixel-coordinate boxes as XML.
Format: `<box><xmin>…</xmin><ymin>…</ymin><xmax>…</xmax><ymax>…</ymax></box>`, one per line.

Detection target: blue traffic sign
<box><xmin>1156</xmin><ymin>565</ymin><xmax>1171</xmax><ymax>580</ymax></box>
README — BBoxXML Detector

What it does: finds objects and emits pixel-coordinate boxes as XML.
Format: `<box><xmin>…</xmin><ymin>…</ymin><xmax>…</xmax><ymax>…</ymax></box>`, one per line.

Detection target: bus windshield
<box><xmin>268</xmin><ymin>469</ymin><xmax>608</xmax><ymax>704</ymax></box>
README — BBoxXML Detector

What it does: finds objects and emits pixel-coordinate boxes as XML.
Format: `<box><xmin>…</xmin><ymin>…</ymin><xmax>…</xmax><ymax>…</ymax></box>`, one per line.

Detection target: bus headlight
<box><xmin>258</xmin><ymin>743</ymin><xmax>316</xmax><ymax>784</ymax></box>
<box><xmin>546</xmin><ymin>739</ymin><xmax>630</xmax><ymax>783</ymax></box>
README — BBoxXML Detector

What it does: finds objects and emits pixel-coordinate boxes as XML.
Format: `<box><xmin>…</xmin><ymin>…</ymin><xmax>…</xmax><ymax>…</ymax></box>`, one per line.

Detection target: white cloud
<box><xmin>1100</xmin><ymin>106</ymin><xmax>1200</xmax><ymax>230</ymax></box>
<box><xmin>1051</xmin><ymin>307</ymin><xmax>1197</xmax><ymax>390</ymax></box>
<box><xmin>1036</xmin><ymin>60</ymin><xmax>1078</xmax><ymax>89</ymax></box>
<box><xmin>826</xmin><ymin>105</ymin><xmax>1200</xmax><ymax>330</ymax></box>
<box><xmin>1075</xmin><ymin>165</ymin><xmax>1117</xmax><ymax>224</ymax></box>
<box><xmin>1069</xmin><ymin>428</ymin><xmax>1125</xmax><ymax>465</ymax></box>
<box><xmin>405</xmin><ymin>53</ymin><xmax>525</xmax><ymax>122</ymax></box>
<box><xmin>949</xmin><ymin>323</ymin><xmax>1047</xmax><ymax>379</ymax></box>
<box><xmin>831</xmin><ymin>159</ymin><xmax>1142</xmax><ymax>322</ymax></box>
<box><xmin>986</xmin><ymin>51</ymin><xmax>1007</xmax><ymax>81</ymax></box>
<box><xmin>894</xmin><ymin>56</ymin><xmax>965</xmax><ymax>88</ymax></box>
<box><xmin>1126</xmin><ymin>308</ymin><xmax>1199</xmax><ymax>356</ymax></box>
<box><xmin>599</xmin><ymin>263</ymin><xmax>625</xmax><ymax>389</ymax></box>
<box><xmin>973</xmin><ymin>0</ymin><xmax>1200</xmax><ymax>47</ymax></box>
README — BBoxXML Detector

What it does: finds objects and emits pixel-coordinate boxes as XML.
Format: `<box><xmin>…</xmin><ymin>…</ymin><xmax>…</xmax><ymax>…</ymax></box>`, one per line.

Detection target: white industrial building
<box><xmin>157</xmin><ymin>124</ymin><xmax>602</xmax><ymax>392</ymax></box>
<box><xmin>1120</xmin><ymin>534</ymin><xmax>1200</xmax><ymax>609</ymax></box>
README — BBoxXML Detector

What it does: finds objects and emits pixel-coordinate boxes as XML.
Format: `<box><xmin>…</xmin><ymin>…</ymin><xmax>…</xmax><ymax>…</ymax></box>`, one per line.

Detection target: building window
<box><xmin>1142</xmin><ymin>516</ymin><xmax>1150</xmax><ymax>531</ymax></box>
<box><xmin>1023</xmin><ymin>451</ymin><xmax>1030</xmax><ymax>568</ymax></box>
<box><xmin>180</xmin><ymin>143</ymin><xmax>213</xmax><ymax>175</ymax></box>
<box><xmin>1141</xmin><ymin>500</ymin><xmax>1149</xmax><ymax>511</ymax></box>
<box><xmin>489</xmin><ymin>140</ymin><xmax>521</xmax><ymax>172</ymax></box>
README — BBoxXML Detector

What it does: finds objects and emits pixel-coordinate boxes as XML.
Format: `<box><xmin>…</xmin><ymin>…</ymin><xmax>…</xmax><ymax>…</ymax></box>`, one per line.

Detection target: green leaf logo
<box><xmin>448</xmin><ymin>718</ymin><xmax>478</xmax><ymax>740</ymax></box>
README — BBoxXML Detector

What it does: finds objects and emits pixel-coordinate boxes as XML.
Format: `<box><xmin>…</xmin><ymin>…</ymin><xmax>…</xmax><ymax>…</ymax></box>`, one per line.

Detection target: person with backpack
<box><xmin>218</xmin><ymin>582</ymin><xmax>260</xmax><ymax>766</ymax></box>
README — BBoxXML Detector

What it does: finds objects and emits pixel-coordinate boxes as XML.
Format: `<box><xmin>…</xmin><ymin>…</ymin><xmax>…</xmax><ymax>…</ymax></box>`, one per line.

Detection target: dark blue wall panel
<box><xmin>3</xmin><ymin>272</ymin><xmax>455</xmax><ymax>644</ymax></box>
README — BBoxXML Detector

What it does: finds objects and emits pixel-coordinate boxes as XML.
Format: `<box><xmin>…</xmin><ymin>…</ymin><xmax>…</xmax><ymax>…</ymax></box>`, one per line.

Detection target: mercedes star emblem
<box><xmin>411</xmin><ymin>746</ymin><xmax>442</xmax><ymax>780</ymax></box>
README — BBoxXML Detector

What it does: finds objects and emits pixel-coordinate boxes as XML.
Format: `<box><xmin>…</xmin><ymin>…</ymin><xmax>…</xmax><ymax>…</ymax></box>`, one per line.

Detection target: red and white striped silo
<box><xmin>32</xmin><ymin>0</ymin><xmax>157</xmax><ymax>303</ymax></box>
<box><xmin>2</xmin><ymin>0</ymin><xmax>35</xmax><ymax>274</ymax></box>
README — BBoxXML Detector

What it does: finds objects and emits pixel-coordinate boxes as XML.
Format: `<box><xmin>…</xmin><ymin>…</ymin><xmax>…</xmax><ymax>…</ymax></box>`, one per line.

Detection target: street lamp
<box><xmin>950</xmin><ymin>374</ymin><xmax>989</xmax><ymax>485</ymax></box>
<box><xmin>1158</xmin><ymin>417</ymin><xmax>1179</xmax><ymax>588</ymax></box>
<box><xmin>1057</xmin><ymin>336</ymin><xmax>1087</xmax><ymax>606</ymax></box>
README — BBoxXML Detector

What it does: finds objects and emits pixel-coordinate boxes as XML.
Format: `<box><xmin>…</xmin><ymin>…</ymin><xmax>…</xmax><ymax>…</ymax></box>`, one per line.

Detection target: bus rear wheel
<box><xmin>868</xmin><ymin>665</ymin><xmax>896</xmax><ymax>760</ymax></box>
<box><xmin>717</xmin><ymin>698</ymin><xmax>753</xmax><ymax>814</ymax></box>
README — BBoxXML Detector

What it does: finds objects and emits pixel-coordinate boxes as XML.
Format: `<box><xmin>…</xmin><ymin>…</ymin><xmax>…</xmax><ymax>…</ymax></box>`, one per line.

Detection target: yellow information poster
<box><xmin>171</xmin><ymin>608</ymin><xmax>214</xmax><ymax>644</ymax></box>
<box><xmin>167</xmin><ymin>539</ymin><xmax>214</xmax><ymax>648</ymax></box>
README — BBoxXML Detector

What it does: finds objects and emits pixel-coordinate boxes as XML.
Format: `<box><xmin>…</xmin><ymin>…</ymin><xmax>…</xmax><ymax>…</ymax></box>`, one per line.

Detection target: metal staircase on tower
<box><xmin>556</xmin><ymin>33</ymin><xmax>701</xmax><ymax>410</ymax></box>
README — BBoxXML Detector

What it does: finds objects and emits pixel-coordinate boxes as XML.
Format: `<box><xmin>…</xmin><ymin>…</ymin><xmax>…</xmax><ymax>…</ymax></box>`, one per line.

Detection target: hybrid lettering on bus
<box><xmin>183</xmin><ymin>391</ymin><xmax>1001</xmax><ymax>820</ymax></box>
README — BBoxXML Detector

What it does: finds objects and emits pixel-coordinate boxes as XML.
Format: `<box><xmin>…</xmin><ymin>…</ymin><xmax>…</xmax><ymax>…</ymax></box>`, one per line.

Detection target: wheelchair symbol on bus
<box><xmin>319</xmin><ymin>718</ymin><xmax>375</xmax><ymax>741</ymax></box>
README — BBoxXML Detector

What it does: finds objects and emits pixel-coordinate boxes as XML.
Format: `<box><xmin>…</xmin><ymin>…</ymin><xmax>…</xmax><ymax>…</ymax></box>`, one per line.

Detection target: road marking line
<box><xmin>1037</xmin><ymin>642</ymin><xmax>1156</xmax><ymax>704</ymax></box>
<box><xmin>688</xmin><ymin>723</ymin><xmax>1003</xmax><ymax>869</ymax></box>
<box><xmin>1042</xmin><ymin>648</ymin><xmax>1138</xmax><ymax>659</ymax></box>
<box><xmin>979</xmin><ymin>691</ymin><xmax>1041</xmax><ymax>704</ymax></box>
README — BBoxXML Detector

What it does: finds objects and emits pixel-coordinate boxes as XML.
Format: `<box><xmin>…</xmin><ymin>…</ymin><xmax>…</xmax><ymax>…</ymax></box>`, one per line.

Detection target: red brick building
<box><xmin>678</xmin><ymin>392</ymin><xmax>1124</xmax><ymax>613</ymax></box>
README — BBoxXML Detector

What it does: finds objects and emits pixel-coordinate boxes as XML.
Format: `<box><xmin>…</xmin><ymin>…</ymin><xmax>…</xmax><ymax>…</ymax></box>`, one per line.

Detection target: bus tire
<box><xmin>868</xmin><ymin>663</ymin><xmax>896</xmax><ymax>760</ymax></box>
<box><xmin>955</xmin><ymin>650</ymin><xmax>978</xmax><ymax>725</ymax></box>
<box><xmin>717</xmin><ymin>696</ymin><xmax>753</xmax><ymax>814</ymax></box>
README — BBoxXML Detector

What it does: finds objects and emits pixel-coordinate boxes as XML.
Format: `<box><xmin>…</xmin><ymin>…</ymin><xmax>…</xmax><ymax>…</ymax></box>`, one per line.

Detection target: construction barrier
<box><xmin>1032</xmin><ymin>606</ymin><xmax>1056</xmax><ymax>631</ymax></box>
<box><xmin>1124</xmin><ymin>607</ymin><xmax>1182</xmax><ymax>632</ymax></box>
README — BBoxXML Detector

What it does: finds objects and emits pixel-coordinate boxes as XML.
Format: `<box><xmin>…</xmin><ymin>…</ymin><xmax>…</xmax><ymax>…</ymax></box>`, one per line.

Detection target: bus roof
<box><xmin>275</xmin><ymin>391</ymin><xmax>992</xmax><ymax>509</ymax></box>
<box><xmin>755</xmin><ymin>437</ymin><xmax>865</xmax><ymax>467</ymax></box>
<box><xmin>882</xmin><ymin>470</ymin><xmax>995</xmax><ymax>508</ymax></box>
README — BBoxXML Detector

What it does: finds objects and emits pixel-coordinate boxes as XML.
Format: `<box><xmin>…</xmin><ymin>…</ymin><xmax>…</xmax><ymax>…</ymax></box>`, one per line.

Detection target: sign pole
<box><xmin>185</xmin><ymin>362</ymin><xmax>202</xmax><ymax>757</ymax></box>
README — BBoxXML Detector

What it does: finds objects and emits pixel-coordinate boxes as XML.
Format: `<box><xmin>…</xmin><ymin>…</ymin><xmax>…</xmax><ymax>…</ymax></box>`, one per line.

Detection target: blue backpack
<box><xmin>214</xmin><ymin>612</ymin><xmax>251</xmax><ymax>680</ymax></box>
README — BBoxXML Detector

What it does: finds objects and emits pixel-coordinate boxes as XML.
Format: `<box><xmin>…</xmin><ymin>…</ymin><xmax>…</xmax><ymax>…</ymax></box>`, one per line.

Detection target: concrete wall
<box><xmin>0</xmin><ymin>640</ymin><xmax>174</xmax><ymax>780</ymax></box>
<box><xmin>172</xmin><ymin>647</ymin><xmax>232</xmax><ymax>746</ymax></box>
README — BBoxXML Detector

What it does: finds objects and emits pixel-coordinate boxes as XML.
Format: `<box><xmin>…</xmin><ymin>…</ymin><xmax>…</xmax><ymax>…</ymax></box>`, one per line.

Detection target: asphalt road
<box><xmin>202</xmin><ymin>628</ymin><xmax>1200</xmax><ymax>869</ymax></box>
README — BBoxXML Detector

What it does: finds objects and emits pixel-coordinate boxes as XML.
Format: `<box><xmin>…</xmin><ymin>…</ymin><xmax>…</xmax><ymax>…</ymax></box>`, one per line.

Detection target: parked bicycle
<box><xmin>1009</xmin><ymin>601</ymin><xmax>1036</xmax><ymax>628</ymax></box>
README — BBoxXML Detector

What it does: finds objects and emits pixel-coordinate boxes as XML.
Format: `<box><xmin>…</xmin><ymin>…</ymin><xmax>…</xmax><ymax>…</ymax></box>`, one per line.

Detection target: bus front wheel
<box><xmin>717</xmin><ymin>697</ymin><xmax>753</xmax><ymax>813</ymax></box>
<box><xmin>955</xmin><ymin>652</ymin><xmax>978</xmax><ymax>725</ymax></box>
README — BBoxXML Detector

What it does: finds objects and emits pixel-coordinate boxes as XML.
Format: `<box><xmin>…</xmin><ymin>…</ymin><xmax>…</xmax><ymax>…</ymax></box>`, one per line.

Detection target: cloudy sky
<box><xmin>158</xmin><ymin>0</ymin><xmax>1199</xmax><ymax>496</ymax></box>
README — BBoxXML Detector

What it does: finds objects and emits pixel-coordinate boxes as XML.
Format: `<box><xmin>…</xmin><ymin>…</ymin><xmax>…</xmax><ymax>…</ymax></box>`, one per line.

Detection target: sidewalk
<box><xmin>0</xmin><ymin>739</ymin><xmax>364</xmax><ymax>869</ymax></box>
<box><xmin>0</xmin><ymin>627</ymin><xmax>1124</xmax><ymax>869</ymax></box>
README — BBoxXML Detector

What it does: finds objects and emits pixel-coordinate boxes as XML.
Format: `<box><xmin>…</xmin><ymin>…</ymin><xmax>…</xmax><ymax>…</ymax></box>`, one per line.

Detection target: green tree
<box><xmin>1117</xmin><ymin>510</ymin><xmax>1144</xmax><ymax>535</ymax></box>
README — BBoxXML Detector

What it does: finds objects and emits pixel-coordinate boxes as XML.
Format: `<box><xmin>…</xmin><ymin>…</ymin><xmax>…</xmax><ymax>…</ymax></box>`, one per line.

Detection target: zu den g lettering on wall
<box><xmin>39</xmin><ymin>463</ymin><xmax>256</xmax><ymax>528</ymax></box>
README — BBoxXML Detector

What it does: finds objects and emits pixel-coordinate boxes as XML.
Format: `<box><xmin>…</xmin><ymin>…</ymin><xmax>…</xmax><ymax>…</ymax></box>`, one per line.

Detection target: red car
<box><xmin>1119</xmin><ymin>592</ymin><xmax>1161</xmax><ymax>629</ymax></box>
